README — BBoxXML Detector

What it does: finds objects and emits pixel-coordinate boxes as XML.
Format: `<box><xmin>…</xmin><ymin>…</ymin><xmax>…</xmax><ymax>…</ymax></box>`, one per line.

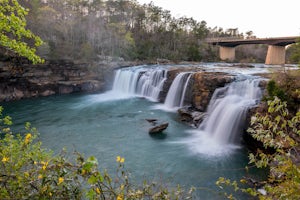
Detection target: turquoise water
<box><xmin>2</xmin><ymin>93</ymin><xmax>261</xmax><ymax>199</ymax></box>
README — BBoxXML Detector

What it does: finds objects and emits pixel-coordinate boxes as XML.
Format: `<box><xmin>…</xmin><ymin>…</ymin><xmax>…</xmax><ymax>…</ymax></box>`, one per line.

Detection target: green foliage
<box><xmin>217</xmin><ymin>97</ymin><xmax>300</xmax><ymax>200</ymax></box>
<box><xmin>247</xmin><ymin>97</ymin><xmax>300</xmax><ymax>199</ymax></box>
<box><xmin>266</xmin><ymin>70</ymin><xmax>300</xmax><ymax>112</ymax></box>
<box><xmin>266</xmin><ymin>80</ymin><xmax>287</xmax><ymax>102</ymax></box>
<box><xmin>289</xmin><ymin>38</ymin><xmax>300</xmax><ymax>64</ymax></box>
<box><xmin>0</xmin><ymin>0</ymin><xmax>44</xmax><ymax>64</ymax></box>
<box><xmin>0</xmin><ymin>107</ymin><xmax>195</xmax><ymax>199</ymax></box>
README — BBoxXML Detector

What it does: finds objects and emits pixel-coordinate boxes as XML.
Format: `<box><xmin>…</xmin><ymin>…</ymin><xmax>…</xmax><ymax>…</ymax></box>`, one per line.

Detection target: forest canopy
<box><xmin>1</xmin><ymin>0</ymin><xmax>298</xmax><ymax>64</ymax></box>
<box><xmin>19</xmin><ymin>0</ymin><xmax>255</xmax><ymax>62</ymax></box>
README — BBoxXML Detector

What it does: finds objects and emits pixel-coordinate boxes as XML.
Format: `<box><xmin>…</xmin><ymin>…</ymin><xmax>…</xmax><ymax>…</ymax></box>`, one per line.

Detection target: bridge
<box><xmin>206</xmin><ymin>36</ymin><xmax>299</xmax><ymax>64</ymax></box>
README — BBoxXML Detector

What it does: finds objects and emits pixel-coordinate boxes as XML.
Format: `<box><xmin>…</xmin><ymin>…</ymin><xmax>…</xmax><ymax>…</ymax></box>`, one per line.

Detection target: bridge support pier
<box><xmin>219</xmin><ymin>46</ymin><xmax>235</xmax><ymax>61</ymax></box>
<box><xmin>265</xmin><ymin>45</ymin><xmax>286</xmax><ymax>65</ymax></box>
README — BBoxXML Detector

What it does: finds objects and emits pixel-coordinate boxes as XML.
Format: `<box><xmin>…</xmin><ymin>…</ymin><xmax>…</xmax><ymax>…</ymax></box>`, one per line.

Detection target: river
<box><xmin>1</xmin><ymin>63</ymin><xmax>274</xmax><ymax>199</ymax></box>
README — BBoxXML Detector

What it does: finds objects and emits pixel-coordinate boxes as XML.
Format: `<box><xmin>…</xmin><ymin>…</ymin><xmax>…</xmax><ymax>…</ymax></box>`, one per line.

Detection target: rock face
<box><xmin>0</xmin><ymin>61</ymin><xmax>101</xmax><ymax>101</ymax></box>
<box><xmin>191</xmin><ymin>72</ymin><xmax>234</xmax><ymax>111</ymax></box>
<box><xmin>0</xmin><ymin>59</ymin><xmax>135</xmax><ymax>102</ymax></box>
<box><xmin>160</xmin><ymin>68</ymin><xmax>234</xmax><ymax>111</ymax></box>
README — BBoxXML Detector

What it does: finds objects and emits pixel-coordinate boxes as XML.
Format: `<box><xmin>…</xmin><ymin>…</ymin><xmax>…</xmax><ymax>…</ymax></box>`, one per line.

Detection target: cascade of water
<box><xmin>164</xmin><ymin>72</ymin><xmax>192</xmax><ymax>109</ymax></box>
<box><xmin>112</xmin><ymin>70</ymin><xmax>140</xmax><ymax>94</ymax></box>
<box><xmin>180</xmin><ymin>73</ymin><xmax>193</xmax><ymax>107</ymax></box>
<box><xmin>112</xmin><ymin>68</ymin><xmax>167</xmax><ymax>101</ymax></box>
<box><xmin>184</xmin><ymin>78</ymin><xmax>262</xmax><ymax>156</ymax></box>
<box><xmin>199</xmin><ymin>78</ymin><xmax>262</xmax><ymax>145</ymax></box>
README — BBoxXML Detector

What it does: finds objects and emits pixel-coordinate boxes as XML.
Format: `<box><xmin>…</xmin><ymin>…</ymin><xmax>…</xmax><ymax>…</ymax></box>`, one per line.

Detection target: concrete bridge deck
<box><xmin>206</xmin><ymin>36</ymin><xmax>300</xmax><ymax>64</ymax></box>
<box><xmin>206</xmin><ymin>36</ymin><xmax>299</xmax><ymax>47</ymax></box>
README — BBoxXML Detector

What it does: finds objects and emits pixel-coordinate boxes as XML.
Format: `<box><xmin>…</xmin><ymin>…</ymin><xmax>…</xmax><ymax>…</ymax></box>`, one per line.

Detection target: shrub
<box><xmin>266</xmin><ymin>80</ymin><xmax>287</xmax><ymax>101</ymax></box>
<box><xmin>266</xmin><ymin>69</ymin><xmax>300</xmax><ymax>112</ymax></box>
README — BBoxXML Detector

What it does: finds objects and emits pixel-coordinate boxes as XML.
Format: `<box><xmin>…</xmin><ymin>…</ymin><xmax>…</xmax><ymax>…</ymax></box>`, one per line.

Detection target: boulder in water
<box><xmin>146</xmin><ymin>119</ymin><xmax>168</xmax><ymax>134</ymax></box>
<box><xmin>148</xmin><ymin>122</ymin><xmax>169</xmax><ymax>134</ymax></box>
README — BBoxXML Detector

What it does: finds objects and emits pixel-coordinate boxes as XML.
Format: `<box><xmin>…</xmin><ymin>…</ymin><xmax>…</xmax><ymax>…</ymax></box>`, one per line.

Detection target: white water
<box><xmin>186</xmin><ymin>77</ymin><xmax>262</xmax><ymax>156</ymax></box>
<box><xmin>163</xmin><ymin>72</ymin><xmax>193</xmax><ymax>110</ymax></box>
<box><xmin>180</xmin><ymin>73</ymin><xmax>193</xmax><ymax>107</ymax></box>
<box><xmin>89</xmin><ymin>67</ymin><xmax>167</xmax><ymax>103</ymax></box>
<box><xmin>135</xmin><ymin>69</ymin><xmax>167</xmax><ymax>101</ymax></box>
<box><xmin>85</xmin><ymin>65</ymin><xmax>263</xmax><ymax>157</ymax></box>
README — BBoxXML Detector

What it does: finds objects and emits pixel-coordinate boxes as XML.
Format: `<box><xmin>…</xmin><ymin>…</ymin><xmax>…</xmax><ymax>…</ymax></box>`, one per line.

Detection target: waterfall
<box><xmin>186</xmin><ymin>77</ymin><xmax>262</xmax><ymax>156</ymax></box>
<box><xmin>112</xmin><ymin>67</ymin><xmax>167</xmax><ymax>101</ymax></box>
<box><xmin>135</xmin><ymin>69</ymin><xmax>167</xmax><ymax>101</ymax></box>
<box><xmin>112</xmin><ymin>70</ymin><xmax>140</xmax><ymax>94</ymax></box>
<box><xmin>164</xmin><ymin>72</ymin><xmax>192</xmax><ymax>109</ymax></box>
<box><xmin>180</xmin><ymin>73</ymin><xmax>193</xmax><ymax>107</ymax></box>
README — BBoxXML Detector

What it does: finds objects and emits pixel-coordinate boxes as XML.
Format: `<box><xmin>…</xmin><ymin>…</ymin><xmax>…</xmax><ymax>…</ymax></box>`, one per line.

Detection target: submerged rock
<box><xmin>145</xmin><ymin>118</ymin><xmax>158</xmax><ymax>125</ymax></box>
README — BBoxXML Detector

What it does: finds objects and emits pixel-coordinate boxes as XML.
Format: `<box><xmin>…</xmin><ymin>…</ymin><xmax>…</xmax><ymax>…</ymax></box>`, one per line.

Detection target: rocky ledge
<box><xmin>0</xmin><ymin>59</ymin><xmax>135</xmax><ymax>102</ymax></box>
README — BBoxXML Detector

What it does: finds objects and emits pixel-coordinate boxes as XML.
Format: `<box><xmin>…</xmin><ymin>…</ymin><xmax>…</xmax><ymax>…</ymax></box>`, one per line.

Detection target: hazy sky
<box><xmin>137</xmin><ymin>0</ymin><xmax>300</xmax><ymax>38</ymax></box>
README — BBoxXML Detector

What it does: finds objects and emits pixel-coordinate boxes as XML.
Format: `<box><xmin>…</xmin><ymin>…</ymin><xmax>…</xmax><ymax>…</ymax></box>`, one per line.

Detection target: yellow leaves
<box><xmin>24</xmin><ymin>133</ymin><xmax>32</xmax><ymax>144</ymax></box>
<box><xmin>58</xmin><ymin>177</ymin><xmax>64</xmax><ymax>185</ymax></box>
<box><xmin>2</xmin><ymin>156</ymin><xmax>9</xmax><ymax>163</ymax></box>
<box><xmin>95</xmin><ymin>187</ymin><xmax>101</xmax><ymax>194</ymax></box>
<box><xmin>116</xmin><ymin>156</ymin><xmax>125</xmax><ymax>163</ymax></box>
<box><xmin>117</xmin><ymin>194</ymin><xmax>124</xmax><ymax>200</ymax></box>
<box><xmin>41</xmin><ymin>161</ymin><xmax>48</xmax><ymax>170</ymax></box>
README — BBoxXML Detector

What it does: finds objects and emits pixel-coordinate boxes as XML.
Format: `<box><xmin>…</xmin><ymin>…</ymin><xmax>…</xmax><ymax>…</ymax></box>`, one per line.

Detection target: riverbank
<box><xmin>0</xmin><ymin>58</ymin><xmax>141</xmax><ymax>102</ymax></box>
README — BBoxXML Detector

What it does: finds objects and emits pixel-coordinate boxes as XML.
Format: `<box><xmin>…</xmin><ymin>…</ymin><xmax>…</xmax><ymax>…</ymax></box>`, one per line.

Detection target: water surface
<box><xmin>2</xmin><ymin>93</ymin><xmax>261</xmax><ymax>199</ymax></box>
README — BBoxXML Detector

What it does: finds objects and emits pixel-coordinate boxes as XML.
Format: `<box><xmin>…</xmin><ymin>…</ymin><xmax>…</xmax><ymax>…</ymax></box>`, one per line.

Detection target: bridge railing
<box><xmin>205</xmin><ymin>37</ymin><xmax>244</xmax><ymax>43</ymax></box>
<box><xmin>205</xmin><ymin>36</ymin><xmax>299</xmax><ymax>43</ymax></box>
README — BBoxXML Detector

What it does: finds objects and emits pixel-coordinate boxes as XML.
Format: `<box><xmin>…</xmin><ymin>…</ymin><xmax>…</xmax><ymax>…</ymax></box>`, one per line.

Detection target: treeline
<box><xmin>20</xmin><ymin>0</ymin><xmax>254</xmax><ymax>62</ymax></box>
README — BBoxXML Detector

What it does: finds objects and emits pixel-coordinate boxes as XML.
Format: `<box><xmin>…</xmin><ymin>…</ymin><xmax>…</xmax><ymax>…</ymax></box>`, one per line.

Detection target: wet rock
<box><xmin>232</xmin><ymin>63</ymin><xmax>255</xmax><ymax>68</ymax></box>
<box><xmin>13</xmin><ymin>89</ymin><xmax>24</xmax><ymax>100</ymax></box>
<box><xmin>178</xmin><ymin>107</ymin><xmax>206</xmax><ymax>128</ymax></box>
<box><xmin>41</xmin><ymin>90</ymin><xmax>55</xmax><ymax>96</ymax></box>
<box><xmin>148</xmin><ymin>122</ymin><xmax>169</xmax><ymax>134</ymax></box>
<box><xmin>191</xmin><ymin>72</ymin><xmax>234</xmax><ymax>110</ymax></box>
<box><xmin>145</xmin><ymin>119</ymin><xmax>158</xmax><ymax>125</ymax></box>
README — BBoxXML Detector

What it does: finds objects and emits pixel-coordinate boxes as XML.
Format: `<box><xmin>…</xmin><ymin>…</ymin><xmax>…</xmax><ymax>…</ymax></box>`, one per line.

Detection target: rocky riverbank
<box><xmin>0</xmin><ymin>59</ymin><xmax>136</xmax><ymax>102</ymax></box>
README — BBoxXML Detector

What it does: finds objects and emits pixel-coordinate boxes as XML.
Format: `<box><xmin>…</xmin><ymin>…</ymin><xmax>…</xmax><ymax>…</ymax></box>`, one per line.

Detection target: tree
<box><xmin>289</xmin><ymin>38</ymin><xmax>300</xmax><ymax>64</ymax></box>
<box><xmin>0</xmin><ymin>0</ymin><xmax>44</xmax><ymax>64</ymax></box>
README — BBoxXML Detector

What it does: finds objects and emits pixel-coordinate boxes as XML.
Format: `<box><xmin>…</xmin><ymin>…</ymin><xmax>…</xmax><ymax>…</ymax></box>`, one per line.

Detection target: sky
<box><xmin>137</xmin><ymin>0</ymin><xmax>300</xmax><ymax>38</ymax></box>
